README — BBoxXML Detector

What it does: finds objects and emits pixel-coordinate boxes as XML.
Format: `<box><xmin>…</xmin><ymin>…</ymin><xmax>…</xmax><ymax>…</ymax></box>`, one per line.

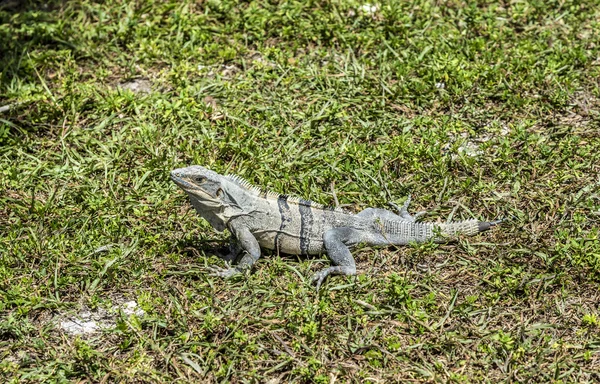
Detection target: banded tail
<box><xmin>439</xmin><ymin>218</ymin><xmax>506</xmax><ymax>237</ymax></box>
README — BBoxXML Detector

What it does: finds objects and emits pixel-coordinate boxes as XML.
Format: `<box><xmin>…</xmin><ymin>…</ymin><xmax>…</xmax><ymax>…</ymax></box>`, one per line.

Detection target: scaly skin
<box><xmin>170</xmin><ymin>165</ymin><xmax>502</xmax><ymax>289</ymax></box>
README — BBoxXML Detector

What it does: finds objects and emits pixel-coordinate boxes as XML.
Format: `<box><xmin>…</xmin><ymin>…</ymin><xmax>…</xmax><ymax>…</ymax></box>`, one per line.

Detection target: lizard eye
<box><xmin>195</xmin><ymin>176</ymin><xmax>206</xmax><ymax>184</ymax></box>
<box><xmin>216</xmin><ymin>188</ymin><xmax>223</xmax><ymax>197</ymax></box>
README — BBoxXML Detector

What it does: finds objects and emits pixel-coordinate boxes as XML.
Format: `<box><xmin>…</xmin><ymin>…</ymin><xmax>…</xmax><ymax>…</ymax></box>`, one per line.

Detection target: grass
<box><xmin>1</xmin><ymin>0</ymin><xmax>600</xmax><ymax>381</ymax></box>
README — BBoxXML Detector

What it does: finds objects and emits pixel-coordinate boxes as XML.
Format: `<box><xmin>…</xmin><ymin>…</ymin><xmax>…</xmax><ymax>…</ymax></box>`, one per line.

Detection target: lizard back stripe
<box><xmin>274</xmin><ymin>195</ymin><xmax>291</xmax><ymax>252</ymax></box>
<box><xmin>298</xmin><ymin>199</ymin><xmax>313</xmax><ymax>255</ymax></box>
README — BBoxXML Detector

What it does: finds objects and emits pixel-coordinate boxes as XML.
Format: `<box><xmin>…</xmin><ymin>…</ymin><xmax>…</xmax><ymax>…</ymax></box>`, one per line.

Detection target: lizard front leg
<box><xmin>221</xmin><ymin>238</ymin><xmax>243</xmax><ymax>263</ymax></box>
<box><xmin>208</xmin><ymin>223</ymin><xmax>261</xmax><ymax>278</ymax></box>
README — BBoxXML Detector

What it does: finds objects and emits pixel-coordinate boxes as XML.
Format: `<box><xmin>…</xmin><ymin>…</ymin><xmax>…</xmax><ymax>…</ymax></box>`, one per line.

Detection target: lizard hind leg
<box><xmin>313</xmin><ymin>227</ymin><xmax>380</xmax><ymax>290</ymax></box>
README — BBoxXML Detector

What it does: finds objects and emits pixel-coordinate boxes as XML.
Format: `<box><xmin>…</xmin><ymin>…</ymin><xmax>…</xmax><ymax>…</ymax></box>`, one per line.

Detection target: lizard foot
<box><xmin>310</xmin><ymin>264</ymin><xmax>357</xmax><ymax>290</ymax></box>
<box><xmin>310</xmin><ymin>270</ymin><xmax>330</xmax><ymax>291</ymax></box>
<box><xmin>206</xmin><ymin>265</ymin><xmax>241</xmax><ymax>278</ymax></box>
<box><xmin>389</xmin><ymin>195</ymin><xmax>426</xmax><ymax>222</ymax></box>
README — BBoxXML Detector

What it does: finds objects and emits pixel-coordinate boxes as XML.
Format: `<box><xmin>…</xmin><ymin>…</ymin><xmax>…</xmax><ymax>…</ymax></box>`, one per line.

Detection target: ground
<box><xmin>1</xmin><ymin>0</ymin><xmax>600</xmax><ymax>382</ymax></box>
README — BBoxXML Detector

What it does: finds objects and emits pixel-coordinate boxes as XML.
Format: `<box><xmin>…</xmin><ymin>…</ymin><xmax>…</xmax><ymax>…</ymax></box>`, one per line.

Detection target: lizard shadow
<box><xmin>175</xmin><ymin>238</ymin><xmax>229</xmax><ymax>260</ymax></box>
<box><xmin>175</xmin><ymin>238</ymin><xmax>318</xmax><ymax>266</ymax></box>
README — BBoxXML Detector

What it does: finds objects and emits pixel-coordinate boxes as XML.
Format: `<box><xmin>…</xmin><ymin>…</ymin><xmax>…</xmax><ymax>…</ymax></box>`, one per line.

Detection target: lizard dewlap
<box><xmin>171</xmin><ymin>165</ymin><xmax>502</xmax><ymax>289</ymax></box>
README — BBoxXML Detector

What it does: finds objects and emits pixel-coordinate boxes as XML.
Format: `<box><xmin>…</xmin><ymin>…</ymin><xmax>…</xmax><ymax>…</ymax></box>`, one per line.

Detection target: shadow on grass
<box><xmin>0</xmin><ymin>0</ymin><xmax>73</xmax><ymax>92</ymax></box>
<box><xmin>0</xmin><ymin>0</ymin><xmax>76</xmax><ymax>143</ymax></box>
<box><xmin>169</xmin><ymin>237</ymin><xmax>312</xmax><ymax>277</ymax></box>
<box><xmin>175</xmin><ymin>238</ymin><xmax>229</xmax><ymax>260</ymax></box>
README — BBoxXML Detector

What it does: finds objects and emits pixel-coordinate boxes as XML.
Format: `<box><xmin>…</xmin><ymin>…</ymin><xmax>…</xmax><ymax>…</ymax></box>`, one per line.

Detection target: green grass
<box><xmin>2</xmin><ymin>0</ymin><xmax>600</xmax><ymax>381</ymax></box>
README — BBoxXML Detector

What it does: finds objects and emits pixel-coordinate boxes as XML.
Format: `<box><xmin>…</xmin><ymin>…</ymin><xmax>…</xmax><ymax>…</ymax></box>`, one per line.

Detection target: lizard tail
<box><xmin>439</xmin><ymin>219</ymin><xmax>481</xmax><ymax>237</ymax></box>
<box><xmin>477</xmin><ymin>218</ymin><xmax>507</xmax><ymax>232</ymax></box>
<box><xmin>437</xmin><ymin>217</ymin><xmax>505</xmax><ymax>238</ymax></box>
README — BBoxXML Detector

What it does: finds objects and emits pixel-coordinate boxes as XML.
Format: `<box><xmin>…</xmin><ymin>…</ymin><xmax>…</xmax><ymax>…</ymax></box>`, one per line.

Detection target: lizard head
<box><xmin>170</xmin><ymin>165</ymin><xmax>229</xmax><ymax>209</ymax></box>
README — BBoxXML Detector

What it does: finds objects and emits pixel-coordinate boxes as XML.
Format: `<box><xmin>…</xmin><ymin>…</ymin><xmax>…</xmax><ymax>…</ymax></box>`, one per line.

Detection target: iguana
<box><xmin>171</xmin><ymin>165</ymin><xmax>503</xmax><ymax>289</ymax></box>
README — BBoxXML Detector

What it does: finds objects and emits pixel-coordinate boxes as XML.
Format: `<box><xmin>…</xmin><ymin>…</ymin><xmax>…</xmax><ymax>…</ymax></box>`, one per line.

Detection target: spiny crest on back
<box><xmin>224</xmin><ymin>173</ymin><xmax>345</xmax><ymax>212</ymax></box>
<box><xmin>224</xmin><ymin>174</ymin><xmax>262</xmax><ymax>195</ymax></box>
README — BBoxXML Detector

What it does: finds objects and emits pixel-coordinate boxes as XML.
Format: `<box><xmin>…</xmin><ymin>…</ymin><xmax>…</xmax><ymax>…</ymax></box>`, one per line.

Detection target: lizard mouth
<box><xmin>170</xmin><ymin>172</ymin><xmax>200</xmax><ymax>191</ymax></box>
<box><xmin>170</xmin><ymin>172</ymin><xmax>219</xmax><ymax>202</ymax></box>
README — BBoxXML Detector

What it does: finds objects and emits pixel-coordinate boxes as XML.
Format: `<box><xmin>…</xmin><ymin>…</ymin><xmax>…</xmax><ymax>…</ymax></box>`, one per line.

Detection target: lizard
<box><xmin>170</xmin><ymin>165</ymin><xmax>503</xmax><ymax>289</ymax></box>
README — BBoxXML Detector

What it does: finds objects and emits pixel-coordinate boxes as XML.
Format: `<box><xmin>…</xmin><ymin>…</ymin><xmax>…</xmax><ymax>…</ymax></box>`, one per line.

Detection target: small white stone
<box><xmin>58</xmin><ymin>299</ymin><xmax>145</xmax><ymax>337</ymax></box>
<box><xmin>121</xmin><ymin>301</ymin><xmax>145</xmax><ymax>317</ymax></box>
<box><xmin>359</xmin><ymin>3</ymin><xmax>379</xmax><ymax>15</ymax></box>
<box><xmin>457</xmin><ymin>141</ymin><xmax>483</xmax><ymax>157</ymax></box>
<box><xmin>60</xmin><ymin>319</ymin><xmax>101</xmax><ymax>335</ymax></box>
<box><xmin>79</xmin><ymin>311</ymin><xmax>92</xmax><ymax>319</ymax></box>
<box><xmin>221</xmin><ymin>64</ymin><xmax>239</xmax><ymax>78</ymax></box>
<box><xmin>120</xmin><ymin>79</ymin><xmax>152</xmax><ymax>94</ymax></box>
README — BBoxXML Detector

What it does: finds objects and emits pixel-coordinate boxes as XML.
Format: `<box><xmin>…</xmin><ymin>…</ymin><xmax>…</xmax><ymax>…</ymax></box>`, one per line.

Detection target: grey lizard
<box><xmin>171</xmin><ymin>165</ymin><xmax>503</xmax><ymax>289</ymax></box>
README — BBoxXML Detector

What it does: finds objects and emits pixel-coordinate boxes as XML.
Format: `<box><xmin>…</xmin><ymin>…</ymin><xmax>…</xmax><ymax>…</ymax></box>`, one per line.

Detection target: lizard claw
<box><xmin>310</xmin><ymin>270</ymin><xmax>328</xmax><ymax>291</ymax></box>
<box><xmin>206</xmin><ymin>265</ymin><xmax>241</xmax><ymax>278</ymax></box>
<box><xmin>389</xmin><ymin>195</ymin><xmax>426</xmax><ymax>222</ymax></box>
<box><xmin>388</xmin><ymin>194</ymin><xmax>412</xmax><ymax>215</ymax></box>
<box><xmin>387</xmin><ymin>201</ymin><xmax>403</xmax><ymax>214</ymax></box>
